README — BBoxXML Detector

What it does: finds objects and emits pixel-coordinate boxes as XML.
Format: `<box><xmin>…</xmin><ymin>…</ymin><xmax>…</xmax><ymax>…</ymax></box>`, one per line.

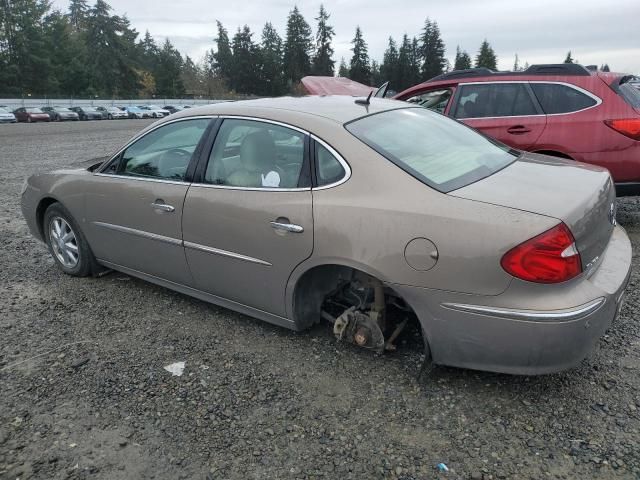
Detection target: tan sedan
<box><xmin>21</xmin><ymin>96</ymin><xmax>632</xmax><ymax>374</ymax></box>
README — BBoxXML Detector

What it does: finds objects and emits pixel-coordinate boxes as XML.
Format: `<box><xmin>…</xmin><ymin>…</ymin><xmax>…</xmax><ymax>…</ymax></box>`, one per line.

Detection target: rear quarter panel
<box><xmin>286</xmin><ymin>125</ymin><xmax>558</xmax><ymax>298</ymax></box>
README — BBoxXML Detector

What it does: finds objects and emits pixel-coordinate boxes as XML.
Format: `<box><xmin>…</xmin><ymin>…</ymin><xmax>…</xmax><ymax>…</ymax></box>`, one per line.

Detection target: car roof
<box><xmin>167</xmin><ymin>96</ymin><xmax>407</xmax><ymax>126</ymax></box>
<box><xmin>395</xmin><ymin>63</ymin><xmax>623</xmax><ymax>98</ymax></box>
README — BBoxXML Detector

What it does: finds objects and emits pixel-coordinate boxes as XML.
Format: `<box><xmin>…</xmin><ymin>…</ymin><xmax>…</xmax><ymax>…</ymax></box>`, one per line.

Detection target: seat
<box><xmin>226</xmin><ymin>131</ymin><xmax>279</xmax><ymax>188</ymax></box>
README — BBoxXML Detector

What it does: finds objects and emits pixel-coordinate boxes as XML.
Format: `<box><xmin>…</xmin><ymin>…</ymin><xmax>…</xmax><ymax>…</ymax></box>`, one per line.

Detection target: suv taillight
<box><xmin>604</xmin><ymin>119</ymin><xmax>640</xmax><ymax>140</ymax></box>
<box><xmin>501</xmin><ymin>223</ymin><xmax>582</xmax><ymax>283</ymax></box>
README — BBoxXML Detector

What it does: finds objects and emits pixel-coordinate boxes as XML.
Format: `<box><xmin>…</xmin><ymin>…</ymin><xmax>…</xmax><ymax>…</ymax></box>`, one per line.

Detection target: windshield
<box><xmin>26</xmin><ymin>108</ymin><xmax>43</xmax><ymax>113</ymax></box>
<box><xmin>346</xmin><ymin>107</ymin><xmax>518</xmax><ymax>193</ymax></box>
<box><xmin>0</xmin><ymin>108</ymin><xmax>9</xmax><ymax>113</ymax></box>
<box><xmin>56</xmin><ymin>107</ymin><xmax>72</xmax><ymax>112</ymax></box>
<box><xmin>108</xmin><ymin>107</ymin><xmax>120</xmax><ymax>112</ymax></box>
<box><xmin>128</xmin><ymin>107</ymin><xmax>141</xmax><ymax>112</ymax></box>
<box><xmin>84</xmin><ymin>107</ymin><xmax>98</xmax><ymax>112</ymax></box>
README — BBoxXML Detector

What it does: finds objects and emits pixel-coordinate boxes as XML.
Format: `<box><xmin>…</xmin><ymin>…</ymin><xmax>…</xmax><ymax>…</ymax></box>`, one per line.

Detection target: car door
<box><xmin>182</xmin><ymin>117</ymin><xmax>314</xmax><ymax>318</ymax></box>
<box><xmin>14</xmin><ymin>108</ymin><xmax>25</xmax><ymax>121</ymax></box>
<box><xmin>83</xmin><ymin>117</ymin><xmax>213</xmax><ymax>285</ymax></box>
<box><xmin>452</xmin><ymin>82</ymin><xmax>546</xmax><ymax>150</ymax></box>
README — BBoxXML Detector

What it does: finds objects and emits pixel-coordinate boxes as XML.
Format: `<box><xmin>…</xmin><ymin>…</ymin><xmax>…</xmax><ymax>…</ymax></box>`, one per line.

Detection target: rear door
<box><xmin>452</xmin><ymin>82</ymin><xmax>546</xmax><ymax>150</ymax></box>
<box><xmin>182</xmin><ymin>118</ymin><xmax>313</xmax><ymax>318</ymax></box>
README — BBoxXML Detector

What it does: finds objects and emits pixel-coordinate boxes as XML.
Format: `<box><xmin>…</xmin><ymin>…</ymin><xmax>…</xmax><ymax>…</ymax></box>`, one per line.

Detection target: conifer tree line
<box><xmin>4</xmin><ymin>1</ymin><xmax>595</xmax><ymax>98</ymax></box>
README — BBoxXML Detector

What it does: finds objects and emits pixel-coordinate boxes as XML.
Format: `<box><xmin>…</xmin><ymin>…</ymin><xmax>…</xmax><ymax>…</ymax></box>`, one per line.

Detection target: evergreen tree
<box><xmin>475</xmin><ymin>39</ymin><xmax>497</xmax><ymax>70</ymax></box>
<box><xmin>85</xmin><ymin>0</ymin><xmax>139</xmax><ymax>96</ymax></box>
<box><xmin>231</xmin><ymin>25</ymin><xmax>260</xmax><ymax>94</ymax></box>
<box><xmin>44</xmin><ymin>10</ymin><xmax>88</xmax><ymax>95</ymax></box>
<box><xmin>370</xmin><ymin>59</ymin><xmax>382</xmax><ymax>86</ymax></box>
<box><xmin>564</xmin><ymin>51</ymin><xmax>574</xmax><ymax>63</ymax></box>
<box><xmin>601</xmin><ymin>64</ymin><xmax>610</xmax><ymax>72</ymax></box>
<box><xmin>513</xmin><ymin>53</ymin><xmax>520</xmax><ymax>71</ymax></box>
<box><xmin>409</xmin><ymin>36</ymin><xmax>421</xmax><ymax>85</ymax></box>
<box><xmin>453</xmin><ymin>46</ymin><xmax>472</xmax><ymax>70</ymax></box>
<box><xmin>260</xmin><ymin>22</ymin><xmax>285</xmax><ymax>95</ymax></box>
<box><xmin>349</xmin><ymin>26</ymin><xmax>370</xmax><ymax>84</ymax></box>
<box><xmin>0</xmin><ymin>0</ymin><xmax>52</xmax><ymax>95</ymax></box>
<box><xmin>212</xmin><ymin>21</ymin><xmax>233</xmax><ymax>87</ymax></box>
<box><xmin>338</xmin><ymin>57</ymin><xmax>349</xmax><ymax>77</ymax></box>
<box><xmin>68</xmin><ymin>0</ymin><xmax>88</xmax><ymax>30</ymax></box>
<box><xmin>380</xmin><ymin>37</ymin><xmax>398</xmax><ymax>85</ymax></box>
<box><xmin>396</xmin><ymin>34</ymin><xmax>418</xmax><ymax>91</ymax></box>
<box><xmin>181</xmin><ymin>56</ymin><xmax>201</xmax><ymax>96</ymax></box>
<box><xmin>283</xmin><ymin>6</ymin><xmax>313</xmax><ymax>86</ymax></box>
<box><xmin>311</xmin><ymin>4</ymin><xmax>334</xmax><ymax>76</ymax></box>
<box><xmin>155</xmin><ymin>39</ymin><xmax>185</xmax><ymax>97</ymax></box>
<box><xmin>419</xmin><ymin>18</ymin><xmax>445</xmax><ymax>80</ymax></box>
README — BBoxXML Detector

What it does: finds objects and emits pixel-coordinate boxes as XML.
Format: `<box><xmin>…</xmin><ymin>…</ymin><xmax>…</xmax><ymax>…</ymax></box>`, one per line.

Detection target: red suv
<box><xmin>394</xmin><ymin>64</ymin><xmax>640</xmax><ymax>195</ymax></box>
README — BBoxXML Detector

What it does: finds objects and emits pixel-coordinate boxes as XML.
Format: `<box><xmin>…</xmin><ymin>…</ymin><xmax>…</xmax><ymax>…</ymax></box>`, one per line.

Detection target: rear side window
<box><xmin>315</xmin><ymin>142</ymin><xmax>346</xmax><ymax>186</ymax></box>
<box><xmin>454</xmin><ymin>83</ymin><xmax>538</xmax><ymax>119</ymax></box>
<box><xmin>617</xmin><ymin>78</ymin><xmax>640</xmax><ymax>108</ymax></box>
<box><xmin>530</xmin><ymin>83</ymin><xmax>597</xmax><ymax>114</ymax></box>
<box><xmin>346</xmin><ymin>108</ymin><xmax>518</xmax><ymax>193</ymax></box>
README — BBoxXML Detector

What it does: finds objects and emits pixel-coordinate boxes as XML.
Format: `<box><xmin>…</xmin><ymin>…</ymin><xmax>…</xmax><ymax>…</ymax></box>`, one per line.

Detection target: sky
<box><xmin>51</xmin><ymin>0</ymin><xmax>640</xmax><ymax>74</ymax></box>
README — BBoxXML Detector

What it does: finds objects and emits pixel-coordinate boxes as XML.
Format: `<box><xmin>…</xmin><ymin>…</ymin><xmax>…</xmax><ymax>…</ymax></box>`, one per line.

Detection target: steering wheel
<box><xmin>159</xmin><ymin>148</ymin><xmax>192</xmax><ymax>179</ymax></box>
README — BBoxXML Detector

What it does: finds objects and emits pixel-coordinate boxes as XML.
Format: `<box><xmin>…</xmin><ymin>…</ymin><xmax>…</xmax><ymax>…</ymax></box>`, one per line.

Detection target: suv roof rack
<box><xmin>429</xmin><ymin>63</ymin><xmax>593</xmax><ymax>82</ymax></box>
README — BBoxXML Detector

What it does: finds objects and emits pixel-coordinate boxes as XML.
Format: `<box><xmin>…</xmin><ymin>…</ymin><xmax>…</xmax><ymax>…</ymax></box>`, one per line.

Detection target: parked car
<box><xmin>124</xmin><ymin>106</ymin><xmax>151</xmax><ymax>119</ymax></box>
<box><xmin>137</xmin><ymin>105</ymin><xmax>170</xmax><ymax>118</ymax></box>
<box><xmin>164</xmin><ymin>105</ymin><xmax>186</xmax><ymax>114</ymax></box>
<box><xmin>391</xmin><ymin>64</ymin><xmax>640</xmax><ymax>196</ymax></box>
<box><xmin>42</xmin><ymin>106</ymin><xmax>80</xmax><ymax>121</ymax></box>
<box><xmin>20</xmin><ymin>96</ymin><xmax>631</xmax><ymax>375</ymax></box>
<box><xmin>69</xmin><ymin>107</ymin><xmax>103</xmax><ymax>121</ymax></box>
<box><xmin>96</xmin><ymin>106</ymin><xmax>128</xmax><ymax>119</ymax></box>
<box><xmin>0</xmin><ymin>107</ymin><xmax>17</xmax><ymax>123</ymax></box>
<box><xmin>13</xmin><ymin>107</ymin><xmax>51</xmax><ymax>123</ymax></box>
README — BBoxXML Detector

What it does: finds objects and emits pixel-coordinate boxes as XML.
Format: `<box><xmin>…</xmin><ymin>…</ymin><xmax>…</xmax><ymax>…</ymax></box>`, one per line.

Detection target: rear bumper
<box><xmin>393</xmin><ymin>226</ymin><xmax>632</xmax><ymax>375</ymax></box>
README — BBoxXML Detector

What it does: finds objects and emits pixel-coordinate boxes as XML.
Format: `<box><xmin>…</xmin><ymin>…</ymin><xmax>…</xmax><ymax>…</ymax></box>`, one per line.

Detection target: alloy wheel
<box><xmin>49</xmin><ymin>216</ymin><xmax>80</xmax><ymax>268</ymax></box>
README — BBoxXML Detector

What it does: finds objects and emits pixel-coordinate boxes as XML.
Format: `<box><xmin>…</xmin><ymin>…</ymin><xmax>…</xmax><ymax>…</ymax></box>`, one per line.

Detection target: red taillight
<box><xmin>604</xmin><ymin>118</ymin><xmax>640</xmax><ymax>140</ymax></box>
<box><xmin>501</xmin><ymin>223</ymin><xmax>582</xmax><ymax>284</ymax></box>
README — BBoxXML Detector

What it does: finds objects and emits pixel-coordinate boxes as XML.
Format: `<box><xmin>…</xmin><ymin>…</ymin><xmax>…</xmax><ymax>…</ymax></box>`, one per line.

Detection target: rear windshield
<box><xmin>618</xmin><ymin>77</ymin><xmax>640</xmax><ymax>108</ymax></box>
<box><xmin>346</xmin><ymin>108</ymin><xmax>518</xmax><ymax>192</ymax></box>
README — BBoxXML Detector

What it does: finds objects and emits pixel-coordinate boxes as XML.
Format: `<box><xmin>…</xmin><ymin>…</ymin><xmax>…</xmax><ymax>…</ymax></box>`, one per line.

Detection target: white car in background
<box><xmin>137</xmin><ymin>105</ymin><xmax>170</xmax><ymax>118</ymax></box>
<box><xmin>96</xmin><ymin>106</ymin><xmax>128</xmax><ymax>120</ymax></box>
<box><xmin>0</xmin><ymin>107</ymin><xmax>17</xmax><ymax>123</ymax></box>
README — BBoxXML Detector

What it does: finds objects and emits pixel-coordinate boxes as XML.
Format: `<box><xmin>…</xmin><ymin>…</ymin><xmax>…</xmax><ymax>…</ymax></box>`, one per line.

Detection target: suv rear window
<box><xmin>530</xmin><ymin>83</ymin><xmax>597</xmax><ymax>114</ymax></box>
<box><xmin>346</xmin><ymin>108</ymin><xmax>518</xmax><ymax>193</ymax></box>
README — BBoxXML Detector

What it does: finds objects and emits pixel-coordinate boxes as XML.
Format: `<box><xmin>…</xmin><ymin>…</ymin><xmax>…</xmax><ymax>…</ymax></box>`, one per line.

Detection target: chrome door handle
<box><xmin>270</xmin><ymin>221</ymin><xmax>304</xmax><ymax>233</ymax></box>
<box><xmin>151</xmin><ymin>201</ymin><xmax>175</xmax><ymax>212</ymax></box>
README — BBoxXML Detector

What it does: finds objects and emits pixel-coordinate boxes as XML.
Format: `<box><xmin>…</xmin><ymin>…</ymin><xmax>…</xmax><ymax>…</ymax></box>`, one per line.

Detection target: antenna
<box><xmin>355</xmin><ymin>90</ymin><xmax>373</xmax><ymax>106</ymax></box>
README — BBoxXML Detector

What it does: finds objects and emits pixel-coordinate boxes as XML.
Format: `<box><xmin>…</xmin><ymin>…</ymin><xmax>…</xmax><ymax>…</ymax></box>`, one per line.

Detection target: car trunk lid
<box><xmin>450</xmin><ymin>152</ymin><xmax>616</xmax><ymax>273</ymax></box>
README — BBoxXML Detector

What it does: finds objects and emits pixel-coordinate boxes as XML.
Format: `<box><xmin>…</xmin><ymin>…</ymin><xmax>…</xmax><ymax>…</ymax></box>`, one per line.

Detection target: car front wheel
<box><xmin>43</xmin><ymin>203</ymin><xmax>98</xmax><ymax>277</ymax></box>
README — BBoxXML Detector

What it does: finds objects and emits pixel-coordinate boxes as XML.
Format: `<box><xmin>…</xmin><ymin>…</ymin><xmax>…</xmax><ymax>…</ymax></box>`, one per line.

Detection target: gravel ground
<box><xmin>1</xmin><ymin>121</ymin><xmax>639</xmax><ymax>480</ymax></box>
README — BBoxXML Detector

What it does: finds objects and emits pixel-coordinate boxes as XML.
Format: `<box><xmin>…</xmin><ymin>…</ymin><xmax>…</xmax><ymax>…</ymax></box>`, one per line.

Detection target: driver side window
<box><xmin>117</xmin><ymin>118</ymin><xmax>210</xmax><ymax>181</ymax></box>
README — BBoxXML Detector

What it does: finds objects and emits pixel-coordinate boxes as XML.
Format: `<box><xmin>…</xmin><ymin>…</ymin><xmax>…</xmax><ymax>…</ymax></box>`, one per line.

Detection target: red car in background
<box><xmin>393</xmin><ymin>65</ymin><xmax>640</xmax><ymax>195</ymax></box>
<box><xmin>13</xmin><ymin>107</ymin><xmax>51</xmax><ymax>123</ymax></box>
<box><xmin>303</xmin><ymin>64</ymin><xmax>640</xmax><ymax>195</ymax></box>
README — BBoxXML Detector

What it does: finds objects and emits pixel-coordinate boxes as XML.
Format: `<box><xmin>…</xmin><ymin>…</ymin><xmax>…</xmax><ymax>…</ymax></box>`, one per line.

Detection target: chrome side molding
<box><xmin>442</xmin><ymin>297</ymin><xmax>605</xmax><ymax>322</ymax></box>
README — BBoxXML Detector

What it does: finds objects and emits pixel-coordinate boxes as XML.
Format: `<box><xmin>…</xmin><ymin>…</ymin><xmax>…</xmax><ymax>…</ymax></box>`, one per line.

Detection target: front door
<box><xmin>452</xmin><ymin>82</ymin><xmax>547</xmax><ymax>150</ymax></box>
<box><xmin>182</xmin><ymin>118</ymin><xmax>314</xmax><ymax>317</ymax></box>
<box><xmin>84</xmin><ymin>117</ymin><xmax>212</xmax><ymax>285</ymax></box>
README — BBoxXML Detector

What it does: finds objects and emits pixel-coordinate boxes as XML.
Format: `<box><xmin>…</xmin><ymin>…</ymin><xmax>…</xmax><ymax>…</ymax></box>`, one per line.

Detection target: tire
<box><xmin>27</xmin><ymin>116</ymin><xmax>32</xmax><ymax>123</ymax></box>
<box><xmin>108</xmin><ymin>114</ymin><xmax>113</xmax><ymax>120</ymax></box>
<box><xmin>43</xmin><ymin>203</ymin><xmax>98</xmax><ymax>277</ymax></box>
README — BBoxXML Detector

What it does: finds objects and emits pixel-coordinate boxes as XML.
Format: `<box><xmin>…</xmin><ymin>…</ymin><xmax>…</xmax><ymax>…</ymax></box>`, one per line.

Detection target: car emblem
<box><xmin>609</xmin><ymin>202</ymin><xmax>617</xmax><ymax>226</ymax></box>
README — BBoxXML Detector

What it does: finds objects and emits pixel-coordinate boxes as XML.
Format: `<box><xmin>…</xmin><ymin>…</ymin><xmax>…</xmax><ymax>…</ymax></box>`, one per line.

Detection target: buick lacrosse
<box><xmin>21</xmin><ymin>96</ymin><xmax>631</xmax><ymax>374</ymax></box>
